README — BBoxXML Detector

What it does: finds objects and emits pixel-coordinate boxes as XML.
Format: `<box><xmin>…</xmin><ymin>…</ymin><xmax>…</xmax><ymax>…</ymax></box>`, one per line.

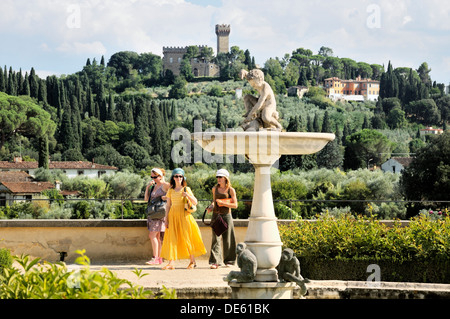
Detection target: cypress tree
<box><xmin>0</xmin><ymin>67</ymin><xmax>4</xmax><ymax>92</ymax></box>
<box><xmin>306</xmin><ymin>114</ymin><xmax>313</xmax><ymax>132</ymax></box>
<box><xmin>134</xmin><ymin>101</ymin><xmax>151</xmax><ymax>152</ymax></box>
<box><xmin>38</xmin><ymin>136</ymin><xmax>49</xmax><ymax>169</ymax></box>
<box><xmin>59</xmin><ymin>105</ymin><xmax>75</xmax><ymax>150</ymax></box>
<box><xmin>313</xmin><ymin>113</ymin><xmax>320</xmax><ymax>132</ymax></box>
<box><xmin>70</xmin><ymin>94</ymin><xmax>82</xmax><ymax>150</ymax></box>
<box><xmin>215</xmin><ymin>102</ymin><xmax>224</xmax><ymax>131</ymax></box>
<box><xmin>29</xmin><ymin>67</ymin><xmax>39</xmax><ymax>99</ymax></box>
<box><xmin>170</xmin><ymin>100</ymin><xmax>177</xmax><ymax>121</ymax></box>
<box><xmin>17</xmin><ymin>69</ymin><xmax>23</xmax><ymax>95</ymax></box>
<box><xmin>38</xmin><ymin>79</ymin><xmax>47</xmax><ymax>104</ymax></box>
<box><xmin>321</xmin><ymin>111</ymin><xmax>331</xmax><ymax>133</ymax></box>
<box><xmin>7</xmin><ymin>68</ymin><xmax>16</xmax><ymax>96</ymax></box>
<box><xmin>86</xmin><ymin>86</ymin><xmax>95</xmax><ymax>117</ymax></box>
<box><xmin>107</xmin><ymin>94</ymin><xmax>116</xmax><ymax>121</ymax></box>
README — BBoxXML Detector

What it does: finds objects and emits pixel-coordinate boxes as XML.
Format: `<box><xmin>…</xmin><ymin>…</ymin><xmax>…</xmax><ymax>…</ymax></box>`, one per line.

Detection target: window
<box><xmin>98</xmin><ymin>170</ymin><xmax>106</xmax><ymax>178</ymax></box>
<box><xmin>169</xmin><ymin>58</ymin><xmax>173</xmax><ymax>63</ymax></box>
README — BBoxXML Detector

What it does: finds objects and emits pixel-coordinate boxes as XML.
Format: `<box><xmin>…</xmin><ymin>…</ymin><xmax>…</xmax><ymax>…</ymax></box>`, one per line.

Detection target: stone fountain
<box><xmin>193</xmin><ymin>69</ymin><xmax>335</xmax><ymax>299</ymax></box>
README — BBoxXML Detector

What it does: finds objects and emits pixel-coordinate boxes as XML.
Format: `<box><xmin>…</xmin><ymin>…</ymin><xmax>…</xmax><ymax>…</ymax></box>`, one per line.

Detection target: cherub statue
<box><xmin>239</xmin><ymin>69</ymin><xmax>282</xmax><ymax>131</ymax></box>
<box><xmin>224</xmin><ymin>243</ymin><xmax>257</xmax><ymax>283</ymax></box>
<box><xmin>277</xmin><ymin>248</ymin><xmax>309</xmax><ymax>296</ymax></box>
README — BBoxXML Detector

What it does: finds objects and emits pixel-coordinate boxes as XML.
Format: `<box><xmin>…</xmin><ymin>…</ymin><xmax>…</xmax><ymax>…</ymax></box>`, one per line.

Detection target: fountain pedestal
<box><xmin>194</xmin><ymin>131</ymin><xmax>335</xmax><ymax>297</ymax></box>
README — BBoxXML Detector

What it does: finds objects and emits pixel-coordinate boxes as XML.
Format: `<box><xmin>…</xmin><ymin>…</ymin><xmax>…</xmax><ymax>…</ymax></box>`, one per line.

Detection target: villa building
<box><xmin>324</xmin><ymin>76</ymin><xmax>380</xmax><ymax>101</ymax></box>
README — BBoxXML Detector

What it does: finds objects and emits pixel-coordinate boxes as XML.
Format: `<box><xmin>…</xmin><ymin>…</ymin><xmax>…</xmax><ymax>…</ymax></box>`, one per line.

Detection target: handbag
<box><xmin>146</xmin><ymin>185</ymin><xmax>166</xmax><ymax>220</ymax></box>
<box><xmin>184</xmin><ymin>187</ymin><xmax>197</xmax><ymax>214</ymax></box>
<box><xmin>202</xmin><ymin>209</ymin><xmax>228</xmax><ymax>237</ymax></box>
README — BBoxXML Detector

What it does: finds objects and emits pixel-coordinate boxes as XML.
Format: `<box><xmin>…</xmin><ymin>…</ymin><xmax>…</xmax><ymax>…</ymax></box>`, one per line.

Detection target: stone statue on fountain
<box><xmin>239</xmin><ymin>69</ymin><xmax>283</xmax><ymax>131</ymax></box>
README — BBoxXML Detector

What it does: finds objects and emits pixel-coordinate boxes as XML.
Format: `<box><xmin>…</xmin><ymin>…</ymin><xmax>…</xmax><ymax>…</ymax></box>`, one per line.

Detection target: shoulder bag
<box><xmin>184</xmin><ymin>187</ymin><xmax>197</xmax><ymax>214</ymax></box>
<box><xmin>146</xmin><ymin>185</ymin><xmax>166</xmax><ymax>220</ymax></box>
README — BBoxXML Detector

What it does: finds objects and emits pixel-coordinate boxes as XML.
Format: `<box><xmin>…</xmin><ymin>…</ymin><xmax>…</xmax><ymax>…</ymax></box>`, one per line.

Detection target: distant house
<box><xmin>287</xmin><ymin>86</ymin><xmax>309</xmax><ymax>98</ymax></box>
<box><xmin>420</xmin><ymin>127</ymin><xmax>444</xmax><ymax>137</ymax></box>
<box><xmin>0</xmin><ymin>171</ymin><xmax>54</xmax><ymax>206</ymax></box>
<box><xmin>324</xmin><ymin>76</ymin><xmax>380</xmax><ymax>101</ymax></box>
<box><xmin>0</xmin><ymin>157</ymin><xmax>118</xmax><ymax>178</ymax></box>
<box><xmin>381</xmin><ymin>157</ymin><xmax>414</xmax><ymax>174</ymax></box>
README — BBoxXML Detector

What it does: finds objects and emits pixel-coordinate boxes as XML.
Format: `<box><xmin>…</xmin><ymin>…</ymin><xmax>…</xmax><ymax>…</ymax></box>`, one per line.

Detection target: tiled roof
<box><xmin>0</xmin><ymin>171</ymin><xmax>32</xmax><ymax>182</ymax></box>
<box><xmin>0</xmin><ymin>181</ymin><xmax>55</xmax><ymax>194</ymax></box>
<box><xmin>0</xmin><ymin>161</ymin><xmax>118</xmax><ymax>171</ymax></box>
<box><xmin>391</xmin><ymin>157</ymin><xmax>414</xmax><ymax>167</ymax></box>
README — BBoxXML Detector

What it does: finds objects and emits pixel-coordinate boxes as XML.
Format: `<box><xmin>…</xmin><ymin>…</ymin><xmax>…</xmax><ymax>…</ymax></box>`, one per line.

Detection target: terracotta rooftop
<box><xmin>0</xmin><ymin>181</ymin><xmax>55</xmax><ymax>194</ymax></box>
<box><xmin>391</xmin><ymin>157</ymin><xmax>414</xmax><ymax>167</ymax></box>
<box><xmin>0</xmin><ymin>160</ymin><xmax>118</xmax><ymax>171</ymax></box>
<box><xmin>0</xmin><ymin>171</ymin><xmax>33</xmax><ymax>182</ymax></box>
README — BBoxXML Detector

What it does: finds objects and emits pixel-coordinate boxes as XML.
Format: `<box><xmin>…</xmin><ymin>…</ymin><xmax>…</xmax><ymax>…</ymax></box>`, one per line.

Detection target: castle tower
<box><xmin>215</xmin><ymin>24</ymin><xmax>230</xmax><ymax>55</ymax></box>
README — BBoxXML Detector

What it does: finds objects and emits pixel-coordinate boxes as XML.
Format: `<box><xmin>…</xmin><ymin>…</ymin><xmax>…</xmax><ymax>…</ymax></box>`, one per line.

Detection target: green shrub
<box><xmin>0</xmin><ymin>248</ymin><xmax>13</xmax><ymax>270</ymax></box>
<box><xmin>0</xmin><ymin>250</ymin><xmax>176</xmax><ymax>299</ymax></box>
<box><xmin>279</xmin><ymin>214</ymin><xmax>450</xmax><ymax>282</ymax></box>
<box><xmin>279</xmin><ymin>213</ymin><xmax>450</xmax><ymax>262</ymax></box>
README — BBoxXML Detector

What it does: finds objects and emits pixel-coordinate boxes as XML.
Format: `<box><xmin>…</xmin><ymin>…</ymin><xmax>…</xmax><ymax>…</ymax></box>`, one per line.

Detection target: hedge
<box><xmin>279</xmin><ymin>213</ymin><xmax>450</xmax><ymax>283</ymax></box>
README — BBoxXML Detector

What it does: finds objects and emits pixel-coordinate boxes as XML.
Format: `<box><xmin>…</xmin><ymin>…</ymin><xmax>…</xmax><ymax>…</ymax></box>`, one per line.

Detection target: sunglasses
<box><xmin>151</xmin><ymin>175</ymin><xmax>159</xmax><ymax>179</ymax></box>
<box><xmin>173</xmin><ymin>175</ymin><xmax>184</xmax><ymax>178</ymax></box>
<box><xmin>216</xmin><ymin>176</ymin><xmax>224</xmax><ymax>179</ymax></box>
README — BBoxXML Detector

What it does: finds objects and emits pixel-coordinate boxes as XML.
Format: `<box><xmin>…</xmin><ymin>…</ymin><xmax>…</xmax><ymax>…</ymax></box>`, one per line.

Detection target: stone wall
<box><xmin>0</xmin><ymin>219</ymin><xmax>250</xmax><ymax>263</ymax></box>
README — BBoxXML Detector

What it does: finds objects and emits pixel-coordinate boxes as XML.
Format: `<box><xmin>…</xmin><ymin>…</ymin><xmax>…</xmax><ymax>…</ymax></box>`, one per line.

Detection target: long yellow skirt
<box><xmin>161</xmin><ymin>188</ymin><xmax>206</xmax><ymax>260</ymax></box>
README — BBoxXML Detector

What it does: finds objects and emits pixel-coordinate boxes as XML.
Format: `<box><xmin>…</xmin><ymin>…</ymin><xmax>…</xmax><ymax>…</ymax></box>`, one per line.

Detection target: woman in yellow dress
<box><xmin>161</xmin><ymin>168</ymin><xmax>206</xmax><ymax>269</ymax></box>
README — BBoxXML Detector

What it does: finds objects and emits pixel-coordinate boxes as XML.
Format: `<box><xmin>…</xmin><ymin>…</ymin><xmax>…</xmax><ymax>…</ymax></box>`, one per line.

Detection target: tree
<box><xmin>0</xmin><ymin>92</ymin><xmax>56</xmax><ymax>150</ymax></box>
<box><xmin>107</xmin><ymin>51</ymin><xmax>140</xmax><ymax>80</ymax></box>
<box><xmin>417</xmin><ymin>62</ymin><xmax>432</xmax><ymax>86</ymax></box>
<box><xmin>400</xmin><ymin>132</ymin><xmax>450</xmax><ymax>211</ymax></box>
<box><xmin>318</xmin><ymin>46</ymin><xmax>333</xmax><ymax>57</ymax></box>
<box><xmin>386</xmin><ymin>107</ymin><xmax>407</xmax><ymax>129</ymax></box>
<box><xmin>179</xmin><ymin>57</ymin><xmax>194</xmax><ymax>81</ymax></box>
<box><xmin>405</xmin><ymin>99</ymin><xmax>440</xmax><ymax>126</ymax></box>
<box><xmin>436</xmin><ymin>95</ymin><xmax>450</xmax><ymax>125</ymax></box>
<box><xmin>380</xmin><ymin>61</ymin><xmax>399</xmax><ymax>99</ymax></box>
<box><xmin>108</xmin><ymin>171</ymin><xmax>144</xmax><ymax>200</ymax></box>
<box><xmin>344</xmin><ymin>129</ymin><xmax>393</xmax><ymax>170</ymax></box>
<box><xmin>168</xmin><ymin>76</ymin><xmax>187</xmax><ymax>99</ymax></box>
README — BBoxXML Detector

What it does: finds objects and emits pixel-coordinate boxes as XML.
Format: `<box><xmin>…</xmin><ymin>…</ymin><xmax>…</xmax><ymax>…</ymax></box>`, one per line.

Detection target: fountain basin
<box><xmin>194</xmin><ymin>131</ymin><xmax>335</xmax><ymax>164</ymax></box>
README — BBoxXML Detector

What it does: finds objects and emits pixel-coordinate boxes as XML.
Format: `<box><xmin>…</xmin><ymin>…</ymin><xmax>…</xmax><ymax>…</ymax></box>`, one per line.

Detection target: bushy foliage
<box><xmin>0</xmin><ymin>248</ymin><xmax>12</xmax><ymax>270</ymax></box>
<box><xmin>0</xmin><ymin>167</ymin><xmax>409</xmax><ymax>220</ymax></box>
<box><xmin>279</xmin><ymin>213</ymin><xmax>450</xmax><ymax>262</ymax></box>
<box><xmin>0</xmin><ymin>250</ymin><xmax>176</xmax><ymax>299</ymax></box>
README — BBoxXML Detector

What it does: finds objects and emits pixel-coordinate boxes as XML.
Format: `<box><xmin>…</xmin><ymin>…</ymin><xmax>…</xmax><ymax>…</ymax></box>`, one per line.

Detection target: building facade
<box><xmin>162</xmin><ymin>46</ymin><xmax>220</xmax><ymax>77</ymax></box>
<box><xmin>420</xmin><ymin>126</ymin><xmax>444</xmax><ymax>137</ymax></box>
<box><xmin>162</xmin><ymin>24</ymin><xmax>229</xmax><ymax>77</ymax></box>
<box><xmin>324</xmin><ymin>76</ymin><xmax>380</xmax><ymax>101</ymax></box>
<box><xmin>381</xmin><ymin>157</ymin><xmax>413</xmax><ymax>174</ymax></box>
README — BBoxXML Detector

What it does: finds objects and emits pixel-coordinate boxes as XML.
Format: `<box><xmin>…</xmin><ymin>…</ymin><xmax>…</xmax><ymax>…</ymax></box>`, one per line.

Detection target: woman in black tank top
<box><xmin>206</xmin><ymin>169</ymin><xmax>238</xmax><ymax>269</ymax></box>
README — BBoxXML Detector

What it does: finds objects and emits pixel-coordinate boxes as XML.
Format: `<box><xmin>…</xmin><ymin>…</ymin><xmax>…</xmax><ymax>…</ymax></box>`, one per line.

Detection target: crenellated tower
<box><xmin>215</xmin><ymin>24</ymin><xmax>230</xmax><ymax>54</ymax></box>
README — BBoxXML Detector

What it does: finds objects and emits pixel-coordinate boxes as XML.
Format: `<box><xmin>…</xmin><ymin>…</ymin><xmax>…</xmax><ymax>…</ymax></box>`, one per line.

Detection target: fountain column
<box><xmin>193</xmin><ymin>131</ymin><xmax>335</xmax><ymax>298</ymax></box>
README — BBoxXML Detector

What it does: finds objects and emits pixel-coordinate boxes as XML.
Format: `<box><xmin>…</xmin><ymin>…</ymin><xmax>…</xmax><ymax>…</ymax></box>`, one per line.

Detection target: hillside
<box><xmin>0</xmin><ymin>47</ymin><xmax>449</xmax><ymax>174</ymax></box>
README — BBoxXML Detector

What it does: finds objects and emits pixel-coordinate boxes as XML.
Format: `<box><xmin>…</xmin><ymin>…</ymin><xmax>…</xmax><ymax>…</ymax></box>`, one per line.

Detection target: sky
<box><xmin>1</xmin><ymin>0</ymin><xmax>449</xmax><ymax>84</ymax></box>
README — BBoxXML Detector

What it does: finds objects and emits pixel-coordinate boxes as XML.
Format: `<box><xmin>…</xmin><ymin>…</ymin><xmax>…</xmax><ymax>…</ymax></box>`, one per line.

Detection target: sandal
<box><xmin>210</xmin><ymin>264</ymin><xmax>219</xmax><ymax>269</ymax></box>
<box><xmin>162</xmin><ymin>264</ymin><xmax>174</xmax><ymax>270</ymax></box>
<box><xmin>187</xmin><ymin>262</ymin><xmax>197</xmax><ymax>269</ymax></box>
